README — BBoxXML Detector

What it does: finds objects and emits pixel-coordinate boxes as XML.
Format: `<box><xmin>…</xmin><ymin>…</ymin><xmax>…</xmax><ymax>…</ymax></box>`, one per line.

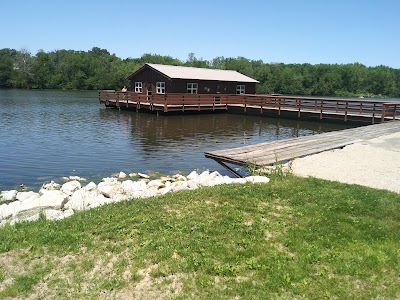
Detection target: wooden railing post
<box><xmin>297</xmin><ymin>99</ymin><xmax>301</xmax><ymax>118</ymax></box>
<box><xmin>372</xmin><ymin>103</ymin><xmax>376</xmax><ymax>124</ymax></box>
<box><xmin>116</xmin><ymin>92</ymin><xmax>120</xmax><ymax>109</ymax></box>
<box><xmin>319</xmin><ymin>100</ymin><xmax>323</xmax><ymax>120</ymax></box>
<box><xmin>137</xmin><ymin>94</ymin><xmax>141</xmax><ymax>110</ymax></box>
<box><xmin>163</xmin><ymin>94</ymin><xmax>168</xmax><ymax>113</ymax></box>
<box><xmin>381</xmin><ymin>104</ymin><xmax>387</xmax><ymax>123</ymax></box>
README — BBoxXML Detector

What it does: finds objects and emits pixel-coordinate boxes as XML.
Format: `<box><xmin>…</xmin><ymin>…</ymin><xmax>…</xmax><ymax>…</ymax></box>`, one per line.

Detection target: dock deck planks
<box><xmin>204</xmin><ymin>121</ymin><xmax>400</xmax><ymax>176</ymax></box>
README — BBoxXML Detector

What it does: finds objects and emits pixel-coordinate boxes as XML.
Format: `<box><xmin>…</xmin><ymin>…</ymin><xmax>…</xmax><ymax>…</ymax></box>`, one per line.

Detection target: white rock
<box><xmin>224</xmin><ymin>177</ymin><xmax>247</xmax><ymax>184</ymax></box>
<box><xmin>42</xmin><ymin>181</ymin><xmax>61</xmax><ymax>190</ymax></box>
<box><xmin>160</xmin><ymin>176</ymin><xmax>173</xmax><ymax>182</ymax></box>
<box><xmin>209</xmin><ymin>171</ymin><xmax>222</xmax><ymax>178</ymax></box>
<box><xmin>187</xmin><ymin>180</ymin><xmax>199</xmax><ymax>190</ymax></box>
<box><xmin>129</xmin><ymin>173</ymin><xmax>137</xmax><ymax>177</ymax></box>
<box><xmin>44</xmin><ymin>209</ymin><xmax>74</xmax><ymax>220</ymax></box>
<box><xmin>63</xmin><ymin>209</ymin><xmax>74</xmax><ymax>218</ymax></box>
<box><xmin>170</xmin><ymin>181</ymin><xmax>189</xmax><ymax>192</ymax></box>
<box><xmin>87</xmin><ymin>194</ymin><xmax>114</xmax><ymax>208</ymax></box>
<box><xmin>173</xmin><ymin>174</ymin><xmax>187</xmax><ymax>181</ymax></box>
<box><xmin>44</xmin><ymin>209</ymin><xmax>64</xmax><ymax>220</ymax></box>
<box><xmin>199</xmin><ymin>176</ymin><xmax>226</xmax><ymax>187</ymax></box>
<box><xmin>101</xmin><ymin>177</ymin><xmax>119</xmax><ymax>184</ymax></box>
<box><xmin>14</xmin><ymin>190</ymin><xmax>69</xmax><ymax>219</ymax></box>
<box><xmin>69</xmin><ymin>176</ymin><xmax>87</xmax><ymax>181</ymax></box>
<box><xmin>10</xmin><ymin>213</ymin><xmax>40</xmax><ymax>225</ymax></box>
<box><xmin>60</xmin><ymin>180</ymin><xmax>82</xmax><ymax>196</ymax></box>
<box><xmin>199</xmin><ymin>170</ymin><xmax>210</xmax><ymax>178</ymax></box>
<box><xmin>97</xmin><ymin>180</ymin><xmax>126</xmax><ymax>200</ymax></box>
<box><xmin>245</xmin><ymin>176</ymin><xmax>270</xmax><ymax>184</ymax></box>
<box><xmin>21</xmin><ymin>193</ymin><xmax>40</xmax><ymax>203</ymax></box>
<box><xmin>121</xmin><ymin>180</ymin><xmax>147</xmax><ymax>192</ymax></box>
<box><xmin>1</xmin><ymin>190</ymin><xmax>18</xmax><ymax>202</ymax></box>
<box><xmin>138</xmin><ymin>172</ymin><xmax>150</xmax><ymax>179</ymax></box>
<box><xmin>147</xmin><ymin>179</ymin><xmax>164</xmax><ymax>190</ymax></box>
<box><xmin>0</xmin><ymin>201</ymin><xmax>22</xmax><ymax>220</ymax></box>
<box><xmin>83</xmin><ymin>182</ymin><xmax>97</xmax><ymax>191</ymax></box>
<box><xmin>118</xmin><ymin>171</ymin><xmax>127</xmax><ymax>179</ymax></box>
<box><xmin>98</xmin><ymin>185</ymin><xmax>117</xmax><ymax>198</ymax></box>
<box><xmin>65</xmin><ymin>189</ymin><xmax>96</xmax><ymax>210</ymax></box>
<box><xmin>16</xmin><ymin>191</ymin><xmax>38</xmax><ymax>201</ymax></box>
<box><xmin>187</xmin><ymin>171</ymin><xmax>199</xmax><ymax>180</ymax></box>
<box><xmin>34</xmin><ymin>190</ymin><xmax>69</xmax><ymax>210</ymax></box>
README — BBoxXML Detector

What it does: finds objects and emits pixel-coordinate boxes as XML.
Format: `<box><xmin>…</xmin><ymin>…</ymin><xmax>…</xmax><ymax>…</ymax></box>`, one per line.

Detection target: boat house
<box><xmin>127</xmin><ymin>63</ymin><xmax>259</xmax><ymax>96</ymax></box>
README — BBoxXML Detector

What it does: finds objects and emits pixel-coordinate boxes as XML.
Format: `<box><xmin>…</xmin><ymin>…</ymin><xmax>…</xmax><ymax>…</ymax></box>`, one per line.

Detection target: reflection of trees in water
<box><xmin>99</xmin><ymin>108</ymin><xmax>351</xmax><ymax>151</ymax></box>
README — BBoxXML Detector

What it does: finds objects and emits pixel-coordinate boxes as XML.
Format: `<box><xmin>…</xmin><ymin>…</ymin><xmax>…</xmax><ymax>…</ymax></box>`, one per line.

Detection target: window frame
<box><xmin>236</xmin><ymin>84</ymin><xmax>245</xmax><ymax>94</ymax></box>
<box><xmin>156</xmin><ymin>82</ymin><xmax>165</xmax><ymax>94</ymax></box>
<box><xmin>135</xmin><ymin>82</ymin><xmax>143</xmax><ymax>93</ymax></box>
<box><xmin>187</xmin><ymin>83</ymin><xmax>198</xmax><ymax>94</ymax></box>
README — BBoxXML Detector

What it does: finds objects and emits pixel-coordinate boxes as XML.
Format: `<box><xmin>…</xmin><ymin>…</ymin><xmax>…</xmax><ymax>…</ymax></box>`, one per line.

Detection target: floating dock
<box><xmin>204</xmin><ymin>121</ymin><xmax>400</xmax><ymax>177</ymax></box>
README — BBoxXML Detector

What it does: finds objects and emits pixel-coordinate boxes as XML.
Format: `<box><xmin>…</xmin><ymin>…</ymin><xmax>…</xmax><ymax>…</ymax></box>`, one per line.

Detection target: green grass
<box><xmin>0</xmin><ymin>176</ymin><xmax>399</xmax><ymax>299</ymax></box>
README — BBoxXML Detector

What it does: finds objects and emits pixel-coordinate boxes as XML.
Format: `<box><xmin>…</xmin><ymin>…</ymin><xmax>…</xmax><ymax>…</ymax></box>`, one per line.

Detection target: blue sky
<box><xmin>1</xmin><ymin>0</ymin><xmax>399</xmax><ymax>68</ymax></box>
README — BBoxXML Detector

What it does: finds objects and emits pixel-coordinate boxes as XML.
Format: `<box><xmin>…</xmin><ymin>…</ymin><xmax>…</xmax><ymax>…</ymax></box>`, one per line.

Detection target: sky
<box><xmin>1</xmin><ymin>0</ymin><xmax>399</xmax><ymax>68</ymax></box>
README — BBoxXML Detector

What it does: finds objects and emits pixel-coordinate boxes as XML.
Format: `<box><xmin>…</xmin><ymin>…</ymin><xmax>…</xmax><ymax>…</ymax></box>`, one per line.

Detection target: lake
<box><xmin>0</xmin><ymin>89</ymin><xmax>352</xmax><ymax>191</ymax></box>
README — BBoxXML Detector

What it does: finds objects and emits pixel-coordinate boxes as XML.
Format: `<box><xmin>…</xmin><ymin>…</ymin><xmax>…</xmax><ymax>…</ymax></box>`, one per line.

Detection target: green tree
<box><xmin>13</xmin><ymin>48</ymin><xmax>34</xmax><ymax>88</ymax></box>
<box><xmin>0</xmin><ymin>48</ymin><xmax>17</xmax><ymax>87</ymax></box>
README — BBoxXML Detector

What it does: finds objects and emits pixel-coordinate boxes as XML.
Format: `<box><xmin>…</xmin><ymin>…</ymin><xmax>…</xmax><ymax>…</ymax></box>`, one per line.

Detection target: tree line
<box><xmin>0</xmin><ymin>47</ymin><xmax>399</xmax><ymax>97</ymax></box>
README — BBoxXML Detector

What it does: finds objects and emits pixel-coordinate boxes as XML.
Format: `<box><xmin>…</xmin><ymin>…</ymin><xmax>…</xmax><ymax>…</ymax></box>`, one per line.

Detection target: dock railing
<box><xmin>98</xmin><ymin>91</ymin><xmax>399</xmax><ymax>123</ymax></box>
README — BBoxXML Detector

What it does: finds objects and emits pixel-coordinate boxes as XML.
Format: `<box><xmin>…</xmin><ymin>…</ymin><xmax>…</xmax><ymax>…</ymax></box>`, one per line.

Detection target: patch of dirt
<box><xmin>111</xmin><ymin>265</ymin><xmax>185</xmax><ymax>300</ymax></box>
<box><xmin>273</xmin><ymin>242</ymin><xmax>296</xmax><ymax>258</ymax></box>
<box><xmin>244</xmin><ymin>219</ymin><xmax>254</xmax><ymax>226</ymax></box>
<box><xmin>163</xmin><ymin>205</ymin><xmax>183</xmax><ymax>216</ymax></box>
<box><xmin>264</xmin><ymin>230</ymin><xmax>274</xmax><ymax>240</ymax></box>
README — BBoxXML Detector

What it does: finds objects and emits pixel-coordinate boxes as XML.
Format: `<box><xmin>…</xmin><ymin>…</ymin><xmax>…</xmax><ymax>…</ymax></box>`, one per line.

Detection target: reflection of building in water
<box><xmin>99</xmin><ymin>108</ymin><xmax>350</xmax><ymax>153</ymax></box>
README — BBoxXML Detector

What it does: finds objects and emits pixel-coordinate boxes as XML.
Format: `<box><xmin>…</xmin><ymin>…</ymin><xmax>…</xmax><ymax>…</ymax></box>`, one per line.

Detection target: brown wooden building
<box><xmin>127</xmin><ymin>63</ymin><xmax>259</xmax><ymax>96</ymax></box>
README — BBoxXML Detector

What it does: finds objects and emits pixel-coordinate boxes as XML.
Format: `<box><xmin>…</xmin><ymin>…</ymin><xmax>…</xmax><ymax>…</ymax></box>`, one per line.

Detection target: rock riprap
<box><xmin>0</xmin><ymin>171</ymin><xmax>269</xmax><ymax>227</ymax></box>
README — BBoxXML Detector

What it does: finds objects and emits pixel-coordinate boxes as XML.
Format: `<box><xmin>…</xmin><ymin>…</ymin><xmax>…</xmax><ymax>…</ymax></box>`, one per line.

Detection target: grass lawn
<box><xmin>0</xmin><ymin>176</ymin><xmax>399</xmax><ymax>299</ymax></box>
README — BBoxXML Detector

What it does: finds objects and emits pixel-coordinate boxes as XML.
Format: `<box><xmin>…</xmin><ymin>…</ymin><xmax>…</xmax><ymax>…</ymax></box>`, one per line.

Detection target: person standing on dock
<box><xmin>121</xmin><ymin>86</ymin><xmax>127</xmax><ymax>92</ymax></box>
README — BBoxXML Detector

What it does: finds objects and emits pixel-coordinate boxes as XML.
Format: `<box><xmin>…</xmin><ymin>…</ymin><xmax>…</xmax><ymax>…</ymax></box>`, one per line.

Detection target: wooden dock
<box><xmin>99</xmin><ymin>91</ymin><xmax>399</xmax><ymax>125</ymax></box>
<box><xmin>204</xmin><ymin>121</ymin><xmax>400</xmax><ymax>177</ymax></box>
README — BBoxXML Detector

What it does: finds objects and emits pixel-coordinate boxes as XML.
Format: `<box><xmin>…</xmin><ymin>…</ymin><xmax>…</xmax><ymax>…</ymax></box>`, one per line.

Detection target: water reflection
<box><xmin>99</xmin><ymin>108</ymin><xmax>348</xmax><ymax>153</ymax></box>
<box><xmin>0</xmin><ymin>89</ymin><xmax>351</xmax><ymax>191</ymax></box>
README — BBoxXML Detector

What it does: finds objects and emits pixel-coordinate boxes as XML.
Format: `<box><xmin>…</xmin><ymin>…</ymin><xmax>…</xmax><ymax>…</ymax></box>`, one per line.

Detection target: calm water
<box><xmin>0</xmin><ymin>89</ymin><xmax>352</xmax><ymax>191</ymax></box>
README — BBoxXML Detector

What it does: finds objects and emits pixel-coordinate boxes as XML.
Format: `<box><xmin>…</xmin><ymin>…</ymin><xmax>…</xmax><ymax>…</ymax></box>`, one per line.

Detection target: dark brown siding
<box><xmin>129</xmin><ymin>65</ymin><xmax>257</xmax><ymax>94</ymax></box>
<box><xmin>171</xmin><ymin>79</ymin><xmax>256</xmax><ymax>94</ymax></box>
<box><xmin>129</xmin><ymin>67</ymin><xmax>172</xmax><ymax>95</ymax></box>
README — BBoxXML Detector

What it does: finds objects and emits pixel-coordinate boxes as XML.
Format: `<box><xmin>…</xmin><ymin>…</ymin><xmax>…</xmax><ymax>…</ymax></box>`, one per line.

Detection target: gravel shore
<box><xmin>291</xmin><ymin>131</ymin><xmax>400</xmax><ymax>193</ymax></box>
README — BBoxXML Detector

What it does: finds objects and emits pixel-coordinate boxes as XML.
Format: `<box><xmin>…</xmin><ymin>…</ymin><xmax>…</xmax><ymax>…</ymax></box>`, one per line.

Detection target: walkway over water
<box><xmin>99</xmin><ymin>91</ymin><xmax>399</xmax><ymax>125</ymax></box>
<box><xmin>204</xmin><ymin>121</ymin><xmax>400</xmax><ymax>177</ymax></box>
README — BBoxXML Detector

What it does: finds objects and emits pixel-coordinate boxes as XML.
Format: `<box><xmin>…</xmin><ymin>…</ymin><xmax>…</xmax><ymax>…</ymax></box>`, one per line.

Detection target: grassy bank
<box><xmin>0</xmin><ymin>176</ymin><xmax>399</xmax><ymax>299</ymax></box>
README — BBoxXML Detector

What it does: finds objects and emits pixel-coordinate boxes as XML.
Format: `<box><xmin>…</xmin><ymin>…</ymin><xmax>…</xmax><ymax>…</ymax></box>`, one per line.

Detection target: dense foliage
<box><xmin>0</xmin><ymin>47</ymin><xmax>399</xmax><ymax>97</ymax></box>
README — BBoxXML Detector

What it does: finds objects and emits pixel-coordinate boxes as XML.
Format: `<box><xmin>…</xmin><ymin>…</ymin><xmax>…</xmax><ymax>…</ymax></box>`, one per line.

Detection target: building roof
<box><xmin>128</xmin><ymin>63</ymin><xmax>259</xmax><ymax>83</ymax></box>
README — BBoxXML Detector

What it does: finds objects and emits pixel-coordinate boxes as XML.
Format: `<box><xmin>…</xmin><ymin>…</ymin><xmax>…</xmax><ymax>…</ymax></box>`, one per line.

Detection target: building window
<box><xmin>236</xmin><ymin>85</ymin><xmax>245</xmax><ymax>94</ymax></box>
<box><xmin>135</xmin><ymin>82</ymin><xmax>142</xmax><ymax>93</ymax></box>
<box><xmin>156</xmin><ymin>82</ymin><xmax>165</xmax><ymax>94</ymax></box>
<box><xmin>187</xmin><ymin>83</ymin><xmax>198</xmax><ymax>94</ymax></box>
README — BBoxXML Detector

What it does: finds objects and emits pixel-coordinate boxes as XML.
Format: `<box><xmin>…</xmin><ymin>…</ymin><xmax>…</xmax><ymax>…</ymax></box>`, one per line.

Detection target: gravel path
<box><xmin>291</xmin><ymin>132</ymin><xmax>400</xmax><ymax>193</ymax></box>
